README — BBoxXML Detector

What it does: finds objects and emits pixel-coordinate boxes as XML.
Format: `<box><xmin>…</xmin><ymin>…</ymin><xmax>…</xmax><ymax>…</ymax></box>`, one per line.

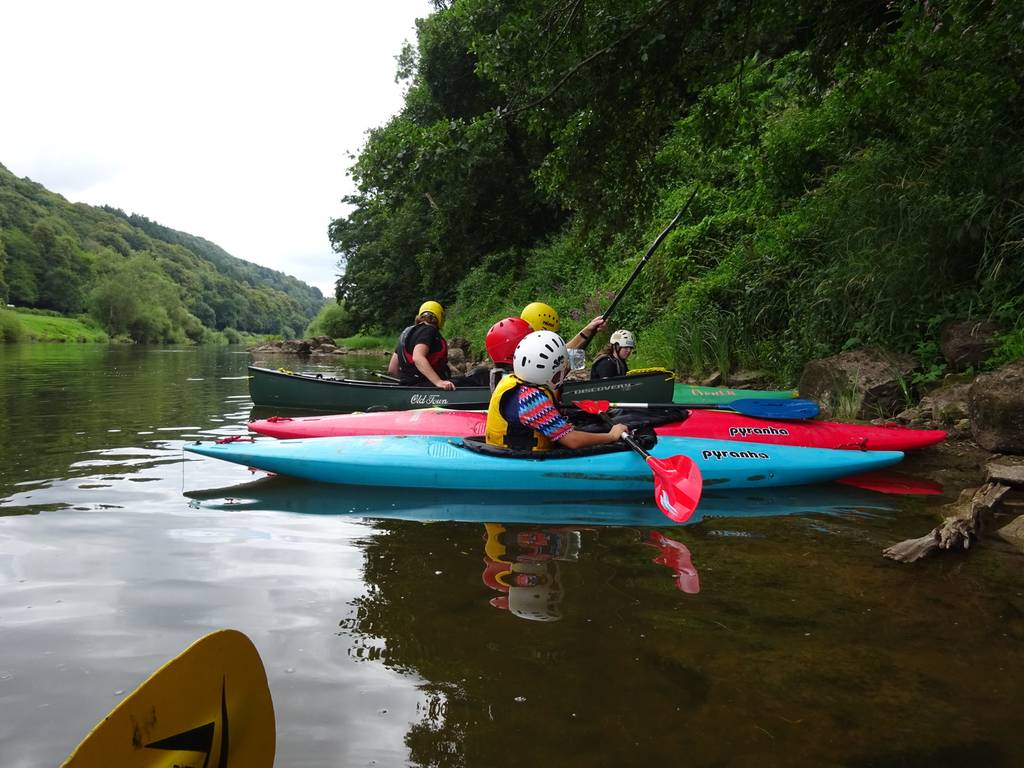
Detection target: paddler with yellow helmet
<box><xmin>388</xmin><ymin>300</ymin><xmax>456</xmax><ymax>390</ymax></box>
<box><xmin>519</xmin><ymin>302</ymin><xmax>608</xmax><ymax>351</ymax></box>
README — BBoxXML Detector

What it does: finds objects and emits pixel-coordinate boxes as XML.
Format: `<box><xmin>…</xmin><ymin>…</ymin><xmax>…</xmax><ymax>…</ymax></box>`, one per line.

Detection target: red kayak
<box><xmin>249</xmin><ymin>408</ymin><xmax>946</xmax><ymax>452</ymax></box>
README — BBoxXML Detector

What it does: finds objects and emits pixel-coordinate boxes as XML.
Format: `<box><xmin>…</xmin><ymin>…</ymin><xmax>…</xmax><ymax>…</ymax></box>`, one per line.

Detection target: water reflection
<box><xmin>187</xmin><ymin>477</ymin><xmax>906</xmax><ymax>629</ymax></box>
<box><xmin>5</xmin><ymin>346</ymin><xmax>1023</xmax><ymax>766</ymax></box>
<box><xmin>482</xmin><ymin>523</ymin><xmax>577</xmax><ymax>621</ymax></box>
<box><xmin>481</xmin><ymin>524</ymin><xmax>700</xmax><ymax>621</ymax></box>
<box><xmin>185</xmin><ymin>475</ymin><xmax>902</xmax><ymax>526</ymax></box>
<box><xmin>646</xmin><ymin>530</ymin><xmax>701</xmax><ymax>593</ymax></box>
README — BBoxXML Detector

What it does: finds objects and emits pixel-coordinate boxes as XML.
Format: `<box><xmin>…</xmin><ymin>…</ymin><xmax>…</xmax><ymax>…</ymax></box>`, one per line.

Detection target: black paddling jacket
<box><xmin>395</xmin><ymin>324</ymin><xmax>450</xmax><ymax>384</ymax></box>
<box><xmin>590</xmin><ymin>354</ymin><xmax>628</xmax><ymax>379</ymax></box>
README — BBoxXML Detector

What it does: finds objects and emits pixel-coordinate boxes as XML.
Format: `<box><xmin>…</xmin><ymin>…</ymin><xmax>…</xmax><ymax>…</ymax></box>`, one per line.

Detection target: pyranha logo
<box><xmin>728</xmin><ymin>426</ymin><xmax>790</xmax><ymax>437</ymax></box>
<box><xmin>701</xmin><ymin>449</ymin><xmax>770</xmax><ymax>460</ymax></box>
<box><xmin>144</xmin><ymin>678</ymin><xmax>229</xmax><ymax>767</ymax></box>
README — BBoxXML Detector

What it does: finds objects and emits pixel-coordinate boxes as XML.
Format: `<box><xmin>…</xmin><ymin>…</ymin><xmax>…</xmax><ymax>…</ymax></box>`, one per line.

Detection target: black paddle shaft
<box><xmin>583</xmin><ymin>186</ymin><xmax>699</xmax><ymax>349</ymax></box>
<box><xmin>595</xmin><ymin>411</ymin><xmax>652</xmax><ymax>458</ymax></box>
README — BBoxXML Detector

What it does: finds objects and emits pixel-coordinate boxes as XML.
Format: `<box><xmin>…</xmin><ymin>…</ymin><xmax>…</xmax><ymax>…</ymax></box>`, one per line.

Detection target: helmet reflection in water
<box><xmin>491</xmin><ymin>561</ymin><xmax>564</xmax><ymax>622</ymax></box>
<box><xmin>482</xmin><ymin>524</ymin><xmax>578</xmax><ymax>622</ymax></box>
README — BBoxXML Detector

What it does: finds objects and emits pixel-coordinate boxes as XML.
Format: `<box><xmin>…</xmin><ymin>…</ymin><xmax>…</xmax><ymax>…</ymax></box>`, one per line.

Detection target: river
<box><xmin>0</xmin><ymin>344</ymin><xmax>1021</xmax><ymax>767</ymax></box>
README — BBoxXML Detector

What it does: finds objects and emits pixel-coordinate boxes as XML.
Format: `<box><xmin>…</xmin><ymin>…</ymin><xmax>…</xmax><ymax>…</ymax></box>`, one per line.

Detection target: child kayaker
<box><xmin>485</xmin><ymin>330</ymin><xmax>627</xmax><ymax>450</ymax></box>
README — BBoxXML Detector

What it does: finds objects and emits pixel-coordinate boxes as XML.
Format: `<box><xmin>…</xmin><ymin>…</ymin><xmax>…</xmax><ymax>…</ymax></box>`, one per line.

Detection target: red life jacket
<box><xmin>396</xmin><ymin>324</ymin><xmax>449</xmax><ymax>382</ymax></box>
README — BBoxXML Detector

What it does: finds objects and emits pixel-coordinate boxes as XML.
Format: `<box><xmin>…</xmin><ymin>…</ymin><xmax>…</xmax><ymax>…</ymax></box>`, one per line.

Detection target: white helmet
<box><xmin>610</xmin><ymin>329</ymin><xmax>636</xmax><ymax>348</ymax></box>
<box><xmin>513</xmin><ymin>330</ymin><xmax>569</xmax><ymax>389</ymax></box>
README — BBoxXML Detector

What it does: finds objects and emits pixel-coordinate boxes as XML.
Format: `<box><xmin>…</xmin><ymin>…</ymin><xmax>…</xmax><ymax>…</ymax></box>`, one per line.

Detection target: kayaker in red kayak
<box><xmin>590</xmin><ymin>329</ymin><xmax>636</xmax><ymax>379</ymax></box>
<box><xmin>388</xmin><ymin>300</ymin><xmax>457</xmax><ymax>390</ymax></box>
<box><xmin>485</xmin><ymin>330</ymin><xmax>628</xmax><ymax>450</ymax></box>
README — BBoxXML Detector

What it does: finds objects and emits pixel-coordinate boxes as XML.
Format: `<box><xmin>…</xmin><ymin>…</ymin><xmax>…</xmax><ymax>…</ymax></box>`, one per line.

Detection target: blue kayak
<box><xmin>186</xmin><ymin>477</ymin><xmax>901</xmax><ymax>526</ymax></box>
<box><xmin>185</xmin><ymin>434</ymin><xmax>903</xmax><ymax>492</ymax></box>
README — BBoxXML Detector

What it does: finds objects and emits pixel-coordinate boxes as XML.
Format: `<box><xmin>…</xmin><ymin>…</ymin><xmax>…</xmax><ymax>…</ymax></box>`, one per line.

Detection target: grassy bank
<box><xmin>336</xmin><ymin>334</ymin><xmax>391</xmax><ymax>351</ymax></box>
<box><xmin>0</xmin><ymin>308</ymin><xmax>283</xmax><ymax>346</ymax></box>
<box><xmin>1</xmin><ymin>309</ymin><xmax>109</xmax><ymax>343</ymax></box>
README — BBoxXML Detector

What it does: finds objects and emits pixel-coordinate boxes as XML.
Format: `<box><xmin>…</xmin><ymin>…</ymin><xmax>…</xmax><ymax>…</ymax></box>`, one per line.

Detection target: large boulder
<box><xmin>448</xmin><ymin>336</ymin><xmax>471</xmax><ymax>355</ymax></box>
<box><xmin>917</xmin><ymin>376</ymin><xmax>972</xmax><ymax>425</ymax></box>
<box><xmin>940</xmin><ymin>319</ymin><xmax>1002</xmax><ymax>371</ymax></box>
<box><xmin>970</xmin><ymin>359</ymin><xmax>1024</xmax><ymax>454</ymax></box>
<box><xmin>797</xmin><ymin>348</ymin><xmax>917</xmax><ymax>419</ymax></box>
<box><xmin>447</xmin><ymin>346</ymin><xmax>467</xmax><ymax>372</ymax></box>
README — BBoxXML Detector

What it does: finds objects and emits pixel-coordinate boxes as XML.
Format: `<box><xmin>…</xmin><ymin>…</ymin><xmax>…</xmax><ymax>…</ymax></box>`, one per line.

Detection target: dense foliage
<box><xmin>0</xmin><ymin>164</ymin><xmax>323</xmax><ymax>343</ymax></box>
<box><xmin>332</xmin><ymin>0</ymin><xmax>1024</xmax><ymax>378</ymax></box>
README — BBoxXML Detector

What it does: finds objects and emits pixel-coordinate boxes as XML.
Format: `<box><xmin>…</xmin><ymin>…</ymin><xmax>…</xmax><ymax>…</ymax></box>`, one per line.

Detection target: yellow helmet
<box><xmin>520</xmin><ymin>302</ymin><xmax>560</xmax><ymax>333</ymax></box>
<box><xmin>417</xmin><ymin>300</ymin><xmax>445</xmax><ymax>329</ymax></box>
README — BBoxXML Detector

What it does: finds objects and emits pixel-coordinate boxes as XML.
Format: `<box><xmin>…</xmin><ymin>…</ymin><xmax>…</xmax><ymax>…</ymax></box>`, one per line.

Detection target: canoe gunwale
<box><xmin>248</xmin><ymin>365</ymin><xmax>675</xmax><ymax>412</ymax></box>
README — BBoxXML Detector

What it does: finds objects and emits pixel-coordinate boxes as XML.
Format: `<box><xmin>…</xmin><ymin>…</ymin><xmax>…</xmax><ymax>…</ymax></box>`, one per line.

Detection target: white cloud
<box><xmin>0</xmin><ymin>0</ymin><xmax>433</xmax><ymax>297</ymax></box>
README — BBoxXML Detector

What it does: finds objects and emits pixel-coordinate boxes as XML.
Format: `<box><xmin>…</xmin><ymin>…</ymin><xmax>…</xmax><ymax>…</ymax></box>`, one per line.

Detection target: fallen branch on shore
<box><xmin>883</xmin><ymin>482</ymin><xmax>1012</xmax><ymax>563</ymax></box>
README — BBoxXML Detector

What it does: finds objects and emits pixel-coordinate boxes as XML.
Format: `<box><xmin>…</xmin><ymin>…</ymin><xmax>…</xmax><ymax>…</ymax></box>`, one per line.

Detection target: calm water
<box><xmin>1</xmin><ymin>344</ymin><xmax>1022</xmax><ymax>767</ymax></box>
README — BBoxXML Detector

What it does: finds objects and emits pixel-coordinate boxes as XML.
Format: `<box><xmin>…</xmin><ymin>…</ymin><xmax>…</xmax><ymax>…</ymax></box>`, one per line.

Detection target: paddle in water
<box><xmin>62</xmin><ymin>629</ymin><xmax>275</xmax><ymax>768</ymax></box>
<box><xmin>575</xmin><ymin>397</ymin><xmax>820</xmax><ymax>421</ymax></box>
<box><xmin>590</xmin><ymin>409</ymin><xmax>702</xmax><ymax>522</ymax></box>
<box><xmin>623</xmin><ymin>430</ymin><xmax>703</xmax><ymax>522</ymax></box>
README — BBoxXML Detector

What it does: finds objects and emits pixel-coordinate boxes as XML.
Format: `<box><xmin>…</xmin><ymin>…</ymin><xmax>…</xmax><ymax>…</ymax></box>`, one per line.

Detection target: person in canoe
<box><xmin>520</xmin><ymin>301</ymin><xmax>607</xmax><ymax>352</ymax></box>
<box><xmin>589</xmin><ymin>329</ymin><xmax>636</xmax><ymax>379</ymax></box>
<box><xmin>485</xmin><ymin>329</ymin><xmax>628</xmax><ymax>450</ymax></box>
<box><xmin>388</xmin><ymin>300</ymin><xmax>458</xmax><ymax>390</ymax></box>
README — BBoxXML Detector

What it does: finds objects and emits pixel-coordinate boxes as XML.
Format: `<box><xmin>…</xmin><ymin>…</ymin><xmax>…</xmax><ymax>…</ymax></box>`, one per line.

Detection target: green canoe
<box><xmin>248</xmin><ymin>365</ymin><xmax>675</xmax><ymax>413</ymax></box>
<box><xmin>672</xmin><ymin>383</ymin><xmax>798</xmax><ymax>404</ymax></box>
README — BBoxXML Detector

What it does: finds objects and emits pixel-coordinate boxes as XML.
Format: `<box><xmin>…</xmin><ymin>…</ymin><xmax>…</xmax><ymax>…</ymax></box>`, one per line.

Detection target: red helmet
<box><xmin>485</xmin><ymin>317</ymin><xmax>532</xmax><ymax>365</ymax></box>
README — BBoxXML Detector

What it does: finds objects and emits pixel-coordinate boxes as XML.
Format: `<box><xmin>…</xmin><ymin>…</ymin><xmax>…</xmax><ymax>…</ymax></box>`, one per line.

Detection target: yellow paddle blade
<box><xmin>62</xmin><ymin>629</ymin><xmax>275</xmax><ymax>768</ymax></box>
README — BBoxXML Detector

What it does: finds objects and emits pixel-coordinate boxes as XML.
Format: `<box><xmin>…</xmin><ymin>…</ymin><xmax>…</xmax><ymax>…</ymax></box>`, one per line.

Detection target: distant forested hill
<box><xmin>0</xmin><ymin>163</ymin><xmax>323</xmax><ymax>342</ymax></box>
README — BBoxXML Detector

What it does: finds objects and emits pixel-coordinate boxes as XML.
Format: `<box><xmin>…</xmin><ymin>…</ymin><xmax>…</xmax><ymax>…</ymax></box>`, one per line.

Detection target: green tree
<box><xmin>306</xmin><ymin>300</ymin><xmax>357</xmax><ymax>338</ymax></box>
<box><xmin>88</xmin><ymin>256</ymin><xmax>201</xmax><ymax>343</ymax></box>
<box><xmin>0</xmin><ymin>234</ymin><xmax>8</xmax><ymax>303</ymax></box>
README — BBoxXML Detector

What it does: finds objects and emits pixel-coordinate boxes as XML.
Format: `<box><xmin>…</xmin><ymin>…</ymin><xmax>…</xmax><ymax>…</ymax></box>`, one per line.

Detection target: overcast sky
<box><xmin>0</xmin><ymin>0</ymin><xmax>435</xmax><ymax>298</ymax></box>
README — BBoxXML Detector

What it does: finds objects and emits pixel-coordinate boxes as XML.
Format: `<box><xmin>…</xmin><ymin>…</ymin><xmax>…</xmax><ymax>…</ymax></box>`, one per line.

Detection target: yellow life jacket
<box><xmin>484</xmin><ymin>524</ymin><xmax>511</xmax><ymax>563</ymax></box>
<box><xmin>485</xmin><ymin>373</ymin><xmax>556</xmax><ymax>451</ymax></box>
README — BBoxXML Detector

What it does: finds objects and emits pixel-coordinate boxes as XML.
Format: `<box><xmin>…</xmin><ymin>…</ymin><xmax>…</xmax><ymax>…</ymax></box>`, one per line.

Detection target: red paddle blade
<box><xmin>646</xmin><ymin>455</ymin><xmax>703</xmax><ymax>523</ymax></box>
<box><xmin>575</xmin><ymin>399</ymin><xmax>611</xmax><ymax>415</ymax></box>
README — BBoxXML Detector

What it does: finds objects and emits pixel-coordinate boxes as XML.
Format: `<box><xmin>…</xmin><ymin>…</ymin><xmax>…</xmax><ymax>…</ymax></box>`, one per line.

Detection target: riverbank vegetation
<box><xmin>331</xmin><ymin>0</ymin><xmax>1024</xmax><ymax>382</ymax></box>
<box><xmin>0</xmin><ymin>308</ymin><xmax>108</xmax><ymax>343</ymax></box>
<box><xmin>0</xmin><ymin>306</ymin><xmax>283</xmax><ymax>345</ymax></box>
<box><xmin>0</xmin><ymin>164</ymin><xmax>323</xmax><ymax>344</ymax></box>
